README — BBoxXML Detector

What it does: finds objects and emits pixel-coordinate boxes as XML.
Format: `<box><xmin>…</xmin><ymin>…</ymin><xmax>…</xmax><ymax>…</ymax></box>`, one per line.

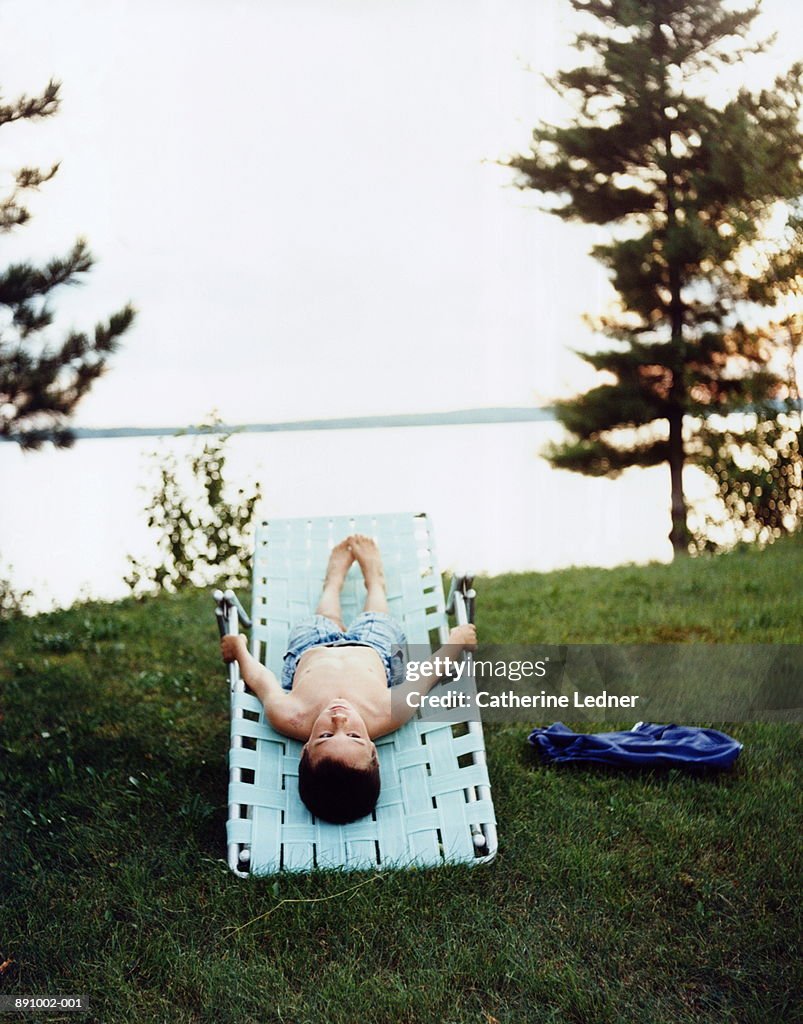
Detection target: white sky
<box><xmin>1</xmin><ymin>0</ymin><xmax>801</xmax><ymax>428</ymax></box>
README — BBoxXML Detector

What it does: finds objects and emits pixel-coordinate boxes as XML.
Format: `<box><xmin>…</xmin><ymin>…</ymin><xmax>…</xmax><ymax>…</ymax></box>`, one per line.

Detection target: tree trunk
<box><xmin>668</xmin><ymin>408</ymin><xmax>688</xmax><ymax>555</ymax></box>
<box><xmin>661</xmin><ymin>39</ymin><xmax>690</xmax><ymax>558</ymax></box>
<box><xmin>667</xmin><ymin>249</ymin><xmax>689</xmax><ymax>555</ymax></box>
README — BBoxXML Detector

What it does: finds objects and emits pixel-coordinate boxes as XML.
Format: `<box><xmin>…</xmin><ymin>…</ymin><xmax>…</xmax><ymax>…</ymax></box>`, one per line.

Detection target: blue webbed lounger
<box><xmin>217</xmin><ymin>512</ymin><xmax>497</xmax><ymax>875</ymax></box>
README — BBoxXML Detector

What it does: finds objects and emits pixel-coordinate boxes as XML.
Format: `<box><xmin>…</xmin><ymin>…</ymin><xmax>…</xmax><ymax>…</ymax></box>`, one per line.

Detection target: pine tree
<box><xmin>507</xmin><ymin>0</ymin><xmax>803</xmax><ymax>555</ymax></box>
<box><xmin>0</xmin><ymin>78</ymin><xmax>135</xmax><ymax>449</ymax></box>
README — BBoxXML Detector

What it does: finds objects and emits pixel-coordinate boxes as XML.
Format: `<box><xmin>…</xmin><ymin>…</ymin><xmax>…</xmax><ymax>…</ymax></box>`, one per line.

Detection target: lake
<box><xmin>1</xmin><ymin>421</ymin><xmax>695</xmax><ymax>612</ymax></box>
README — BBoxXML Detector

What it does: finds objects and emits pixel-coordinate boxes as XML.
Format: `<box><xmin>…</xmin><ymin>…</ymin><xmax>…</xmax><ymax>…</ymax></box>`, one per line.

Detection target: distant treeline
<box><xmin>7</xmin><ymin>407</ymin><xmax>556</xmax><ymax>441</ymax></box>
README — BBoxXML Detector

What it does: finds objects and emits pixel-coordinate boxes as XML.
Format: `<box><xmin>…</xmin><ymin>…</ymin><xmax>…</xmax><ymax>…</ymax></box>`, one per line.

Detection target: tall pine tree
<box><xmin>507</xmin><ymin>0</ymin><xmax>803</xmax><ymax>555</ymax></box>
<box><xmin>0</xmin><ymin>78</ymin><xmax>135</xmax><ymax>449</ymax></box>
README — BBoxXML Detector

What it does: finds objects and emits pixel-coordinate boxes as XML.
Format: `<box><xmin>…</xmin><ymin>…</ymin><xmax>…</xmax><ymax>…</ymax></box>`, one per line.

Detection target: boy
<box><xmin>221</xmin><ymin>534</ymin><xmax>476</xmax><ymax>824</ymax></box>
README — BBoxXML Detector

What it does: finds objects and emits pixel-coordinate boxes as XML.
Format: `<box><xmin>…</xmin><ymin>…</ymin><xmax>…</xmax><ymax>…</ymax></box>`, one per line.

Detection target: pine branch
<box><xmin>0</xmin><ymin>240</ymin><xmax>94</xmax><ymax>309</ymax></box>
<box><xmin>0</xmin><ymin>303</ymin><xmax>136</xmax><ymax>449</ymax></box>
<box><xmin>546</xmin><ymin>435</ymin><xmax>670</xmax><ymax>478</ymax></box>
<box><xmin>0</xmin><ymin>79</ymin><xmax>60</xmax><ymax>127</ymax></box>
<box><xmin>0</xmin><ymin>76</ymin><xmax>136</xmax><ymax>450</ymax></box>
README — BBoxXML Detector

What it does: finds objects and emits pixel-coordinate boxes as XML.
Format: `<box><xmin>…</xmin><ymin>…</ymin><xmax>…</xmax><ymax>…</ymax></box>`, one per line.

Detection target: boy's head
<box><xmin>299</xmin><ymin>700</ymin><xmax>380</xmax><ymax>824</ymax></box>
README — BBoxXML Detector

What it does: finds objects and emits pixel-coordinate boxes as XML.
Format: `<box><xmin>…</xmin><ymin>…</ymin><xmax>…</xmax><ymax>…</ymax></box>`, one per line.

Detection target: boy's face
<box><xmin>303</xmin><ymin>700</ymin><xmax>377</xmax><ymax>770</ymax></box>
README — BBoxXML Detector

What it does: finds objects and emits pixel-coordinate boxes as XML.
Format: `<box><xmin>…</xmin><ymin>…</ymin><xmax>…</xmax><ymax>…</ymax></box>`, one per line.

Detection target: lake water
<box><xmin>1</xmin><ymin>421</ymin><xmax>697</xmax><ymax>612</ymax></box>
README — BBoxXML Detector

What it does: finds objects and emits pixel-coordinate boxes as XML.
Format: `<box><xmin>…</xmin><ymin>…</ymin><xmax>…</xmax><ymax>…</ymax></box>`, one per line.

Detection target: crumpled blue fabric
<box><xmin>528</xmin><ymin>722</ymin><xmax>742</xmax><ymax>770</ymax></box>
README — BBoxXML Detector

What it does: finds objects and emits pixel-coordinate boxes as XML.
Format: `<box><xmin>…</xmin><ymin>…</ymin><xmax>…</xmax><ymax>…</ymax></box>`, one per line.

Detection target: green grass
<box><xmin>1</xmin><ymin>537</ymin><xmax>801</xmax><ymax>1023</ymax></box>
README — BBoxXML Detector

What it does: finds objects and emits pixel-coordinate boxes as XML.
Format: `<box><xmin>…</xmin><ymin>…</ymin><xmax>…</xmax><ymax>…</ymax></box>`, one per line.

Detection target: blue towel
<box><xmin>528</xmin><ymin>722</ymin><xmax>742</xmax><ymax>770</ymax></box>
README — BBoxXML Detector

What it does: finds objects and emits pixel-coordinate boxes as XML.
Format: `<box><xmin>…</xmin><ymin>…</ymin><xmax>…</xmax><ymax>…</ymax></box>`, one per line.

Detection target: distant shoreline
<box><xmin>30</xmin><ymin>406</ymin><xmax>557</xmax><ymax>441</ymax></box>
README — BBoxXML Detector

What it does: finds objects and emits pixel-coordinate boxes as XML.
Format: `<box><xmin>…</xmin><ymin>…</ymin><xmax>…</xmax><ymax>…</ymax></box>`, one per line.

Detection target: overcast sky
<box><xmin>1</xmin><ymin>0</ymin><xmax>801</xmax><ymax>428</ymax></box>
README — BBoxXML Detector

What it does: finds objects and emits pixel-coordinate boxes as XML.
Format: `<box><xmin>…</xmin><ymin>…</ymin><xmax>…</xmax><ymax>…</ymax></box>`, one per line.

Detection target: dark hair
<box><xmin>298</xmin><ymin>749</ymin><xmax>380</xmax><ymax>824</ymax></box>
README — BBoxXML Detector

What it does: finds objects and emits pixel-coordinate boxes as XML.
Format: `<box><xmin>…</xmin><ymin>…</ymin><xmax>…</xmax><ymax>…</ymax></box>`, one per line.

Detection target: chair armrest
<box><xmin>446</xmin><ymin>574</ymin><xmax>476</xmax><ymax>625</ymax></box>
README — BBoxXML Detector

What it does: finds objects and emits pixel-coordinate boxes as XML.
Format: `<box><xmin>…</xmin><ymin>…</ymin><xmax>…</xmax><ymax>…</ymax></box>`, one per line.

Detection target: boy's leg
<box><xmin>314</xmin><ymin>539</ymin><xmax>354</xmax><ymax>630</ymax></box>
<box><xmin>349</xmin><ymin>535</ymin><xmax>389</xmax><ymax>614</ymax></box>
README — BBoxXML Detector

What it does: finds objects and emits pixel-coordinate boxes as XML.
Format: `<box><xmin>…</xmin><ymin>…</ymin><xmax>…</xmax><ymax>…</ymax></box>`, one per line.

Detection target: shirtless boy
<box><xmin>221</xmin><ymin>534</ymin><xmax>476</xmax><ymax>824</ymax></box>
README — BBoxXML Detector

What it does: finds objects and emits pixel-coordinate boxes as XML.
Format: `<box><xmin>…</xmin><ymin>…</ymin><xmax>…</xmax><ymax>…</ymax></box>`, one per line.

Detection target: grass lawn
<box><xmin>1</xmin><ymin>536</ymin><xmax>801</xmax><ymax>1023</ymax></box>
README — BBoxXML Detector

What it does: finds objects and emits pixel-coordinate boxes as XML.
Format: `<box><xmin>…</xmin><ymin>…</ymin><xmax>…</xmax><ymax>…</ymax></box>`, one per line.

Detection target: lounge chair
<box><xmin>215</xmin><ymin>512</ymin><xmax>497</xmax><ymax>875</ymax></box>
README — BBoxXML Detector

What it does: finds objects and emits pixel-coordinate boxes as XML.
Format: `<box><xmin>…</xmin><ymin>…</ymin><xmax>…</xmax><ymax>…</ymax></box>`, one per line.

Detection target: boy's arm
<box><xmin>220</xmin><ymin>634</ymin><xmax>285</xmax><ymax>709</ymax></box>
<box><xmin>381</xmin><ymin>625</ymin><xmax>477</xmax><ymax>735</ymax></box>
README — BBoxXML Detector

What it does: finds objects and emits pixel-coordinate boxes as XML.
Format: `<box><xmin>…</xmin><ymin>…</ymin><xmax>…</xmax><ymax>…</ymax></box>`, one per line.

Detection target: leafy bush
<box><xmin>0</xmin><ymin>560</ymin><xmax>32</xmax><ymax>621</ymax></box>
<box><xmin>690</xmin><ymin>410</ymin><xmax>802</xmax><ymax>553</ymax></box>
<box><xmin>125</xmin><ymin>416</ymin><xmax>262</xmax><ymax>594</ymax></box>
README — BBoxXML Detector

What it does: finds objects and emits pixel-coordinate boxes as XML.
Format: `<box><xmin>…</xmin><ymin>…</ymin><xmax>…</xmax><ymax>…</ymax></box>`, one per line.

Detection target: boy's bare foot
<box><xmin>324</xmin><ymin>539</ymin><xmax>354</xmax><ymax>587</ymax></box>
<box><xmin>348</xmin><ymin>535</ymin><xmax>386</xmax><ymax>588</ymax></box>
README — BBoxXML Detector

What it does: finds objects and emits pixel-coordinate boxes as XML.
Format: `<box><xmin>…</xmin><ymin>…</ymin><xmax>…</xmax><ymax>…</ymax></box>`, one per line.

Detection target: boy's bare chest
<box><xmin>290</xmin><ymin>646</ymin><xmax>389</xmax><ymax>726</ymax></box>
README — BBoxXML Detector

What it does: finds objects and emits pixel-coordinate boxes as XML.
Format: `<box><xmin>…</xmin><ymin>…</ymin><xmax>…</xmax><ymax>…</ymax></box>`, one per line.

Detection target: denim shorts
<box><xmin>281</xmin><ymin>611</ymin><xmax>407</xmax><ymax>691</ymax></box>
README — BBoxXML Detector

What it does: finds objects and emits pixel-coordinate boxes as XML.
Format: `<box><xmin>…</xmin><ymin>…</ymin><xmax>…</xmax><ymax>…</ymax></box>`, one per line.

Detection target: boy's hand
<box><xmin>447</xmin><ymin>624</ymin><xmax>477</xmax><ymax>650</ymax></box>
<box><xmin>221</xmin><ymin>633</ymin><xmax>248</xmax><ymax>664</ymax></box>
